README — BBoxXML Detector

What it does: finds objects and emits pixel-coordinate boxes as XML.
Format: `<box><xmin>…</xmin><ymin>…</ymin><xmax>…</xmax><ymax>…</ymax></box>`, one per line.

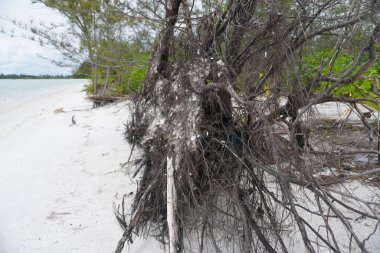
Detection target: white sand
<box><xmin>0</xmin><ymin>83</ymin><xmax>163</xmax><ymax>253</ymax></box>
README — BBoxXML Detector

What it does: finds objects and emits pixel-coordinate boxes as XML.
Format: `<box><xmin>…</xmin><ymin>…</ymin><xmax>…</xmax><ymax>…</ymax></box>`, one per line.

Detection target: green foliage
<box><xmin>110</xmin><ymin>51</ymin><xmax>149</xmax><ymax>95</ymax></box>
<box><xmin>83</xmin><ymin>83</ymin><xmax>94</xmax><ymax>95</ymax></box>
<box><xmin>74</xmin><ymin>42</ymin><xmax>149</xmax><ymax>96</ymax></box>
<box><xmin>72</xmin><ymin>61</ymin><xmax>91</xmax><ymax>78</ymax></box>
<box><xmin>303</xmin><ymin>46</ymin><xmax>380</xmax><ymax>110</ymax></box>
<box><xmin>34</xmin><ymin>0</ymin><xmax>152</xmax><ymax>97</ymax></box>
<box><xmin>115</xmin><ymin>64</ymin><xmax>148</xmax><ymax>94</ymax></box>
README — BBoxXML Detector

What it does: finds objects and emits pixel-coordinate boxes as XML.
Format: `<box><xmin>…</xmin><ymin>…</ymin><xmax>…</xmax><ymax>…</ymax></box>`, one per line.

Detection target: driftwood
<box><xmin>89</xmin><ymin>95</ymin><xmax>123</xmax><ymax>107</ymax></box>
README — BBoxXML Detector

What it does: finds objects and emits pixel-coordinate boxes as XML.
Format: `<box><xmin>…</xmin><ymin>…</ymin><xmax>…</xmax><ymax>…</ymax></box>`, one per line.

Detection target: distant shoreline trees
<box><xmin>0</xmin><ymin>73</ymin><xmax>80</xmax><ymax>79</ymax></box>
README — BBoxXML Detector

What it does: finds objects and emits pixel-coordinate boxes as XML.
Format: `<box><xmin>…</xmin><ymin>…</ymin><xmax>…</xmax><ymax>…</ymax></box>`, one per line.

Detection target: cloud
<box><xmin>0</xmin><ymin>0</ymin><xmax>73</xmax><ymax>75</ymax></box>
<box><xmin>0</xmin><ymin>35</ymin><xmax>72</xmax><ymax>75</ymax></box>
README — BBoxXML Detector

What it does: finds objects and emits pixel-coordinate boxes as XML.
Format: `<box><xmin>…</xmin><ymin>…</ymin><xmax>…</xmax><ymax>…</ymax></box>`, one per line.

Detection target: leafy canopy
<box><xmin>303</xmin><ymin>44</ymin><xmax>380</xmax><ymax>109</ymax></box>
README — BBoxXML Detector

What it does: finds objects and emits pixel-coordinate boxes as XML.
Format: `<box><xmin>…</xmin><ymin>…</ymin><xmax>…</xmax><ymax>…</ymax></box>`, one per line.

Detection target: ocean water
<box><xmin>0</xmin><ymin>79</ymin><xmax>89</xmax><ymax>108</ymax></box>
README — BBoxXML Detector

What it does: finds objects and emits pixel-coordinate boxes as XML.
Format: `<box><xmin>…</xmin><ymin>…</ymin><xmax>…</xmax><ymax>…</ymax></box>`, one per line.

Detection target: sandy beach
<box><xmin>0</xmin><ymin>82</ymin><xmax>378</xmax><ymax>253</ymax></box>
<box><xmin>0</xmin><ymin>83</ymin><xmax>162</xmax><ymax>253</ymax></box>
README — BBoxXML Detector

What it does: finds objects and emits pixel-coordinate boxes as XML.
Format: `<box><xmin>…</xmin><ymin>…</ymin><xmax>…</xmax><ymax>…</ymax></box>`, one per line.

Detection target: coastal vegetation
<box><xmin>304</xmin><ymin>46</ymin><xmax>380</xmax><ymax>110</ymax></box>
<box><xmin>26</xmin><ymin>0</ymin><xmax>153</xmax><ymax>103</ymax></box>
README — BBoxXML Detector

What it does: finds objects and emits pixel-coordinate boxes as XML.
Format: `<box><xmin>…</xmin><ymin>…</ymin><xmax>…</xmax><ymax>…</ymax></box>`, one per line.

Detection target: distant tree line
<box><xmin>0</xmin><ymin>73</ymin><xmax>79</xmax><ymax>79</ymax></box>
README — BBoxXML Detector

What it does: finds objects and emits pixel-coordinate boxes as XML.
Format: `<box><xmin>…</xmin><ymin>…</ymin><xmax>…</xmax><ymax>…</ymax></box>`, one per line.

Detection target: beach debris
<box><xmin>54</xmin><ymin>107</ymin><xmax>64</xmax><ymax>114</ymax></box>
<box><xmin>341</xmin><ymin>162</ymin><xmax>356</xmax><ymax>171</ymax></box>
<box><xmin>71</xmin><ymin>115</ymin><xmax>77</xmax><ymax>126</ymax></box>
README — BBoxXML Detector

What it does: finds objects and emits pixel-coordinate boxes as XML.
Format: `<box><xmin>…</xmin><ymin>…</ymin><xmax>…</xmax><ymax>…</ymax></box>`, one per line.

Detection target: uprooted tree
<box><xmin>115</xmin><ymin>1</ymin><xmax>380</xmax><ymax>252</ymax></box>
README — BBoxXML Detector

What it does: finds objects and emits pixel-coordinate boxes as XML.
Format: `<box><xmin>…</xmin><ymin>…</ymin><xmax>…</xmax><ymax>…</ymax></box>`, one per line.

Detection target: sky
<box><xmin>0</xmin><ymin>0</ymin><xmax>73</xmax><ymax>75</ymax></box>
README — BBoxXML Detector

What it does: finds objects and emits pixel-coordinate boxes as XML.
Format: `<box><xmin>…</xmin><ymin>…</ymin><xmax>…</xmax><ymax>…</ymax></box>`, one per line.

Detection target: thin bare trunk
<box><xmin>92</xmin><ymin>62</ymin><xmax>98</xmax><ymax>95</ymax></box>
<box><xmin>167</xmin><ymin>154</ymin><xmax>181</xmax><ymax>253</ymax></box>
<box><xmin>102</xmin><ymin>66</ymin><xmax>110</xmax><ymax>95</ymax></box>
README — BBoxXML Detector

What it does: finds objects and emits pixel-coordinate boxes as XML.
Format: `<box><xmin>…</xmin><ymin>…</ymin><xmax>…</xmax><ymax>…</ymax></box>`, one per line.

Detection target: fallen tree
<box><xmin>115</xmin><ymin>1</ymin><xmax>380</xmax><ymax>252</ymax></box>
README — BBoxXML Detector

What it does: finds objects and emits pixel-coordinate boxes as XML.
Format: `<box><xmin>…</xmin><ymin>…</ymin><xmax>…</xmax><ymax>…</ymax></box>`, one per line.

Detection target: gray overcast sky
<box><xmin>0</xmin><ymin>0</ymin><xmax>72</xmax><ymax>75</ymax></box>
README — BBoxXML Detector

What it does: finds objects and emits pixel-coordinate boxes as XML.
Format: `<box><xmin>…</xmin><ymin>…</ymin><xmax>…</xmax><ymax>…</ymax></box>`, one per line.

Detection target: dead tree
<box><xmin>116</xmin><ymin>1</ymin><xmax>380</xmax><ymax>252</ymax></box>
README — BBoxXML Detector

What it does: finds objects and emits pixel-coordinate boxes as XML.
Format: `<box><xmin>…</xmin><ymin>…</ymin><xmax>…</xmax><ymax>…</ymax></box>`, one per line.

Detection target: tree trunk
<box><xmin>92</xmin><ymin>62</ymin><xmax>98</xmax><ymax>95</ymax></box>
<box><xmin>166</xmin><ymin>154</ymin><xmax>182</xmax><ymax>253</ymax></box>
<box><xmin>102</xmin><ymin>66</ymin><xmax>110</xmax><ymax>95</ymax></box>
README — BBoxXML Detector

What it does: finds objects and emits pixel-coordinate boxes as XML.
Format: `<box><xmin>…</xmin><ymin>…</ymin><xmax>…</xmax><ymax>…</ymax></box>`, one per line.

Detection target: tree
<box><xmin>115</xmin><ymin>1</ymin><xmax>380</xmax><ymax>253</ymax></box>
<box><xmin>32</xmin><ymin>0</ymin><xmax>121</xmax><ymax>95</ymax></box>
<box><xmin>30</xmin><ymin>0</ymin><xmax>150</xmax><ymax>100</ymax></box>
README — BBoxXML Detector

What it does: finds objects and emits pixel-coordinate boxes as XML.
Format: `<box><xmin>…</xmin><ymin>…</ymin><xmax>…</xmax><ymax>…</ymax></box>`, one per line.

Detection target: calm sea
<box><xmin>0</xmin><ymin>79</ymin><xmax>89</xmax><ymax>108</ymax></box>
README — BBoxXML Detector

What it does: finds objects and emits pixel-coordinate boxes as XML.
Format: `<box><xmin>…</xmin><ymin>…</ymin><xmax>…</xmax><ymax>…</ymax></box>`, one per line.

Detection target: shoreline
<box><xmin>0</xmin><ymin>79</ymin><xmax>90</xmax><ymax>114</ymax></box>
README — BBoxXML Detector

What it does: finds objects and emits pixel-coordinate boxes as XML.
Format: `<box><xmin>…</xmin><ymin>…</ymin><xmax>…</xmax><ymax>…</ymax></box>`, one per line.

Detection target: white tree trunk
<box><xmin>167</xmin><ymin>155</ymin><xmax>180</xmax><ymax>253</ymax></box>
